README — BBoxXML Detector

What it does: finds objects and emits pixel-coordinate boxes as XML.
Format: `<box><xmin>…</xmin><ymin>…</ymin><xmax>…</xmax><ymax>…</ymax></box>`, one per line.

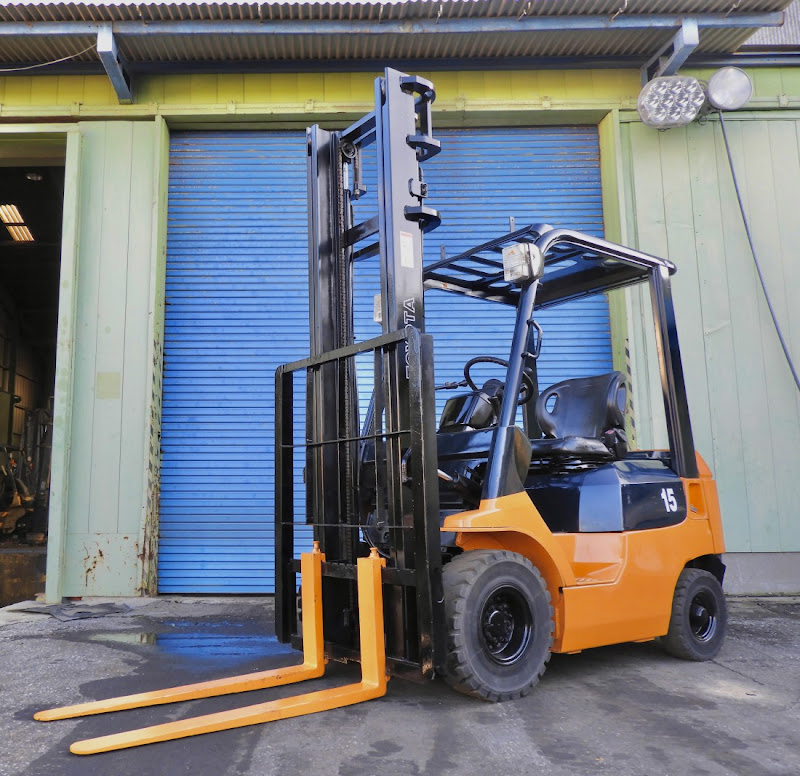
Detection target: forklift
<box><xmin>35</xmin><ymin>68</ymin><xmax>727</xmax><ymax>753</ymax></box>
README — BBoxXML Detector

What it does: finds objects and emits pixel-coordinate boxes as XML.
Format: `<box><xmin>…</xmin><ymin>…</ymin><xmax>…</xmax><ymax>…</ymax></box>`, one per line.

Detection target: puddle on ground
<box><xmin>84</xmin><ymin>620</ymin><xmax>296</xmax><ymax>663</ymax></box>
<box><xmin>87</xmin><ymin>632</ymin><xmax>157</xmax><ymax>646</ymax></box>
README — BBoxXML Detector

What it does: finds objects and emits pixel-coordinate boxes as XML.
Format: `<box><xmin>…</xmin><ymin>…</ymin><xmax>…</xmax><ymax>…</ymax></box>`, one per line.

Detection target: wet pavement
<box><xmin>1</xmin><ymin>595</ymin><xmax>799</xmax><ymax>776</ymax></box>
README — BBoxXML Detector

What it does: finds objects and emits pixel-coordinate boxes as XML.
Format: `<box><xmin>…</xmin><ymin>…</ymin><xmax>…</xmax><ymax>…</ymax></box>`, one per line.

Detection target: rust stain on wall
<box><xmin>139</xmin><ymin>329</ymin><xmax>163</xmax><ymax>595</ymax></box>
<box><xmin>83</xmin><ymin>545</ymin><xmax>108</xmax><ymax>588</ymax></box>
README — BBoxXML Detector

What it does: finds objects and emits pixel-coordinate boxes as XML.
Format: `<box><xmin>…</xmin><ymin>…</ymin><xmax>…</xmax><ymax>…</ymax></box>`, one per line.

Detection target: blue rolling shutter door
<box><xmin>160</xmin><ymin>126</ymin><xmax>610</xmax><ymax>593</ymax></box>
<box><xmin>426</xmin><ymin>129</ymin><xmax>610</xmax><ymax>392</ymax></box>
<box><xmin>354</xmin><ymin>127</ymin><xmax>611</xmax><ymax>415</ymax></box>
<box><xmin>160</xmin><ymin>132</ymin><xmax>308</xmax><ymax>593</ymax></box>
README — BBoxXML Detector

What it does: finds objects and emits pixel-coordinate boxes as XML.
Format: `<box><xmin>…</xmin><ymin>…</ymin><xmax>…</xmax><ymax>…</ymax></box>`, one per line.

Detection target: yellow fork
<box><xmin>39</xmin><ymin>547</ymin><xmax>389</xmax><ymax>755</ymax></box>
<box><xmin>35</xmin><ymin>544</ymin><xmax>327</xmax><ymax>722</ymax></box>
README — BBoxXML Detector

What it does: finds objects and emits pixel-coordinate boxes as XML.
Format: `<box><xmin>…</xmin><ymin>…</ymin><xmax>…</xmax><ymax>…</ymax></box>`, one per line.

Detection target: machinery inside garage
<box><xmin>0</xmin><ymin>162</ymin><xmax>61</xmax><ymax>606</ymax></box>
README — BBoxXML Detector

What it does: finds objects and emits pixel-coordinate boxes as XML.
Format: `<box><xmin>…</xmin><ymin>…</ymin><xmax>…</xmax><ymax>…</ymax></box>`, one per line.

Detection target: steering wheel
<box><xmin>463</xmin><ymin>356</ymin><xmax>535</xmax><ymax>405</ymax></box>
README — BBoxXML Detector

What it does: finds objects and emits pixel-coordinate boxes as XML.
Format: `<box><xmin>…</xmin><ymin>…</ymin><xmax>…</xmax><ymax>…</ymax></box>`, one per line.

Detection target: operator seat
<box><xmin>529</xmin><ymin>371</ymin><xmax>628</xmax><ymax>461</ymax></box>
<box><xmin>438</xmin><ymin>379</ymin><xmax>504</xmax><ymax>432</ymax></box>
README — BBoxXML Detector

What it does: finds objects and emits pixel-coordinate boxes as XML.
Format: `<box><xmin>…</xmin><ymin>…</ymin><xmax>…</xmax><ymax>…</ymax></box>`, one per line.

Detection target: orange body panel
<box><xmin>442</xmin><ymin>454</ymin><xmax>725</xmax><ymax>654</ymax></box>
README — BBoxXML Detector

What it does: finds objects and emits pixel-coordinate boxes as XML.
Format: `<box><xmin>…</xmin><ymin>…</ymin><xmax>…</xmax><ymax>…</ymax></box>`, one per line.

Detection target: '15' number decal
<box><xmin>660</xmin><ymin>487</ymin><xmax>678</xmax><ymax>512</ymax></box>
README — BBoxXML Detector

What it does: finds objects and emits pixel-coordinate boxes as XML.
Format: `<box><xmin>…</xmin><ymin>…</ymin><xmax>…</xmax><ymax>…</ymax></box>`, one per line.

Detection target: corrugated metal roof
<box><xmin>0</xmin><ymin>1</ymin><xmax>794</xmax><ymax>24</ymax></box>
<box><xmin>746</xmin><ymin>0</ymin><xmax>800</xmax><ymax>45</ymax></box>
<box><xmin>0</xmin><ymin>32</ymin><xmax>775</xmax><ymax>66</ymax></box>
<box><xmin>0</xmin><ymin>1</ymin><xmax>792</xmax><ymax>66</ymax></box>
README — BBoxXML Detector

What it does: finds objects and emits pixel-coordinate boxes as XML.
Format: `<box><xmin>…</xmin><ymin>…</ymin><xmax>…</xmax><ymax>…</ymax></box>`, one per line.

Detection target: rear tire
<box><xmin>661</xmin><ymin>568</ymin><xmax>727</xmax><ymax>661</ymax></box>
<box><xmin>441</xmin><ymin>550</ymin><xmax>553</xmax><ymax>702</ymax></box>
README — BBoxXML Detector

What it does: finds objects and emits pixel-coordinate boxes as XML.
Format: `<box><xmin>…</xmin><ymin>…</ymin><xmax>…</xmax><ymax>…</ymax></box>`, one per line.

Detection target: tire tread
<box><xmin>662</xmin><ymin>567</ymin><xmax>726</xmax><ymax>661</ymax></box>
<box><xmin>442</xmin><ymin>550</ymin><xmax>553</xmax><ymax>702</ymax></box>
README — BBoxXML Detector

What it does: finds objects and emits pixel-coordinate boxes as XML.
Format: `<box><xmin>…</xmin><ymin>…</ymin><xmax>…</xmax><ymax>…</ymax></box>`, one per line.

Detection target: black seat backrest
<box><xmin>535</xmin><ymin>372</ymin><xmax>626</xmax><ymax>440</ymax></box>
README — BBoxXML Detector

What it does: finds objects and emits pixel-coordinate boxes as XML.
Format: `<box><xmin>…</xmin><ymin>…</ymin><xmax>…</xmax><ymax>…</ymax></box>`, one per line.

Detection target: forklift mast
<box><xmin>275</xmin><ymin>68</ymin><xmax>446</xmax><ymax>678</ymax></box>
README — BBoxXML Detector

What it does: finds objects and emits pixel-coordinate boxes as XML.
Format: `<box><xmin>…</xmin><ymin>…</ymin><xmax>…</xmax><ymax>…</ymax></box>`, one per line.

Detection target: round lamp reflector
<box><xmin>707</xmin><ymin>67</ymin><xmax>753</xmax><ymax>111</ymax></box>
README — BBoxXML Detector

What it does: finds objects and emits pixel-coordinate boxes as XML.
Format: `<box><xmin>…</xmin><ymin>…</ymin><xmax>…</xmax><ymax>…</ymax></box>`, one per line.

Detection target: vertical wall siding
<box><xmin>623</xmin><ymin>116</ymin><xmax>800</xmax><ymax>554</ymax></box>
<box><xmin>62</xmin><ymin>121</ymin><xmax>156</xmax><ymax>595</ymax></box>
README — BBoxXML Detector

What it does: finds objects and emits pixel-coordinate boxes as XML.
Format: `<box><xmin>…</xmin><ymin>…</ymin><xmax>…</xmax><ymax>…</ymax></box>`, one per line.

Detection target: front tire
<box><xmin>661</xmin><ymin>568</ymin><xmax>727</xmax><ymax>661</ymax></box>
<box><xmin>442</xmin><ymin>550</ymin><xmax>553</xmax><ymax>702</ymax></box>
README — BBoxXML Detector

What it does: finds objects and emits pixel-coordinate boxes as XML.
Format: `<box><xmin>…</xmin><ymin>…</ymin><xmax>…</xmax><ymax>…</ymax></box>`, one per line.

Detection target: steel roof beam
<box><xmin>96</xmin><ymin>24</ymin><xmax>132</xmax><ymax>103</ymax></box>
<box><xmin>641</xmin><ymin>18</ymin><xmax>701</xmax><ymax>84</ymax></box>
<box><xmin>4</xmin><ymin>52</ymin><xmax>800</xmax><ymax>78</ymax></box>
<box><xmin>0</xmin><ymin>13</ymin><xmax>784</xmax><ymax>37</ymax></box>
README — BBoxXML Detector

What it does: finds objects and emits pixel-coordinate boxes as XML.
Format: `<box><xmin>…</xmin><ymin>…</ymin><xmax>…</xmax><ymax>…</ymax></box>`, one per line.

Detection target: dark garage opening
<box><xmin>0</xmin><ymin>163</ymin><xmax>63</xmax><ymax>607</ymax></box>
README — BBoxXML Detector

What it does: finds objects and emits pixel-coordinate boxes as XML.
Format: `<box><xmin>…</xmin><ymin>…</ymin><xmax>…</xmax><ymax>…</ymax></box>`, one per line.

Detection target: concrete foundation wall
<box><xmin>724</xmin><ymin>552</ymin><xmax>800</xmax><ymax>595</ymax></box>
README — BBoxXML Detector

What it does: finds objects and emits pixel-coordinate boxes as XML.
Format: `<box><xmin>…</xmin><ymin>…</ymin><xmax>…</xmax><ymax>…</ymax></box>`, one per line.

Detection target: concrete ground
<box><xmin>1</xmin><ymin>596</ymin><xmax>798</xmax><ymax>776</ymax></box>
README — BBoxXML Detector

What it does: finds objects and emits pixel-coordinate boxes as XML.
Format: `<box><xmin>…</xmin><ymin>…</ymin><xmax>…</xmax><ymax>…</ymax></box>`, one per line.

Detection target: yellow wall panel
<box><xmin>455</xmin><ymin>72</ymin><xmax>488</xmax><ymax>100</ymax></box>
<box><xmin>508</xmin><ymin>70</ymin><xmax>539</xmax><ymax>100</ymax></box>
<box><xmin>56</xmin><ymin>75</ymin><xmax>85</xmax><ymax>105</ymax></box>
<box><xmin>135</xmin><ymin>77</ymin><xmax>161</xmax><ymax>104</ymax></box>
<box><xmin>297</xmin><ymin>72</ymin><xmax>323</xmax><ymax>105</ymax></box>
<box><xmin>217</xmin><ymin>73</ymin><xmax>245</xmax><ymax>104</ymax></box>
<box><xmin>163</xmin><ymin>75</ymin><xmax>189</xmax><ymax>104</ymax></box>
<box><xmin>779</xmin><ymin>69</ymin><xmax>800</xmax><ymax>97</ymax></box>
<box><xmin>535</xmin><ymin>71</ymin><xmax>568</xmax><ymax>100</ymax></box>
<box><xmin>268</xmin><ymin>73</ymin><xmax>301</xmax><ymax>103</ymax></box>
<box><xmin>591</xmin><ymin>70</ymin><xmax>635</xmax><ymax>101</ymax></box>
<box><xmin>29</xmin><ymin>76</ymin><xmax>60</xmax><ymax>105</ymax></box>
<box><xmin>0</xmin><ymin>68</ymin><xmax>797</xmax><ymax>119</ymax></box>
<box><xmin>688</xmin><ymin>67</ymin><xmax>800</xmax><ymax>109</ymax></box>
<box><xmin>752</xmin><ymin>69</ymin><xmax>786</xmax><ymax>101</ymax></box>
<box><xmin>323</xmin><ymin>72</ymin><xmax>349</xmax><ymax>102</ymax></box>
<box><xmin>189</xmin><ymin>74</ymin><xmax>219</xmax><ymax>104</ymax></box>
<box><xmin>82</xmin><ymin>77</ymin><xmax>116</xmax><ymax>106</ymax></box>
<box><xmin>480</xmin><ymin>72</ymin><xmax>514</xmax><ymax>102</ymax></box>
<box><xmin>563</xmin><ymin>70</ymin><xmax>596</xmax><ymax>99</ymax></box>
<box><xmin>243</xmin><ymin>73</ymin><xmax>271</xmax><ymax>104</ymax></box>
<box><xmin>424</xmin><ymin>72</ymin><xmax>459</xmax><ymax>101</ymax></box>
<box><xmin>3</xmin><ymin>78</ymin><xmax>33</xmax><ymax>105</ymax></box>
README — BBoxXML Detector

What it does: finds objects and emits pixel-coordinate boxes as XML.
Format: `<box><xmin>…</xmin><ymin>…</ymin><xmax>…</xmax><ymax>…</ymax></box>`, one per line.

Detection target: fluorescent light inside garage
<box><xmin>0</xmin><ymin>204</ymin><xmax>34</xmax><ymax>242</ymax></box>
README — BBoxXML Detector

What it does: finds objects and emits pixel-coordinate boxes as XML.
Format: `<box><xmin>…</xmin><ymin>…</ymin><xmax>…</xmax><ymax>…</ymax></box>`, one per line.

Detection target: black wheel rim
<box><xmin>479</xmin><ymin>586</ymin><xmax>533</xmax><ymax>665</ymax></box>
<box><xmin>689</xmin><ymin>590</ymin><xmax>718</xmax><ymax>642</ymax></box>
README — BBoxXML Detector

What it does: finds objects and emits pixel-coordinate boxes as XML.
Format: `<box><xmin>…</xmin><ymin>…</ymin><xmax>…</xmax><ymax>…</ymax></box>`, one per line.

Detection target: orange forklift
<box><xmin>36</xmin><ymin>68</ymin><xmax>726</xmax><ymax>753</ymax></box>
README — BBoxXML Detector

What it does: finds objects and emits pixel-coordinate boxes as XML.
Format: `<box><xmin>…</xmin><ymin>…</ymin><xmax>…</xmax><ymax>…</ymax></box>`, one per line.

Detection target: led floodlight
<box><xmin>637</xmin><ymin>75</ymin><xmax>707</xmax><ymax>130</ymax></box>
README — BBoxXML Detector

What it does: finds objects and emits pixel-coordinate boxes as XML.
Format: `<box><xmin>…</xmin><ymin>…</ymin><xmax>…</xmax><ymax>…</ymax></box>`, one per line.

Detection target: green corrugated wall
<box><xmin>59</xmin><ymin>120</ymin><xmax>163</xmax><ymax>596</ymax></box>
<box><xmin>620</xmin><ymin>112</ymin><xmax>800</xmax><ymax>554</ymax></box>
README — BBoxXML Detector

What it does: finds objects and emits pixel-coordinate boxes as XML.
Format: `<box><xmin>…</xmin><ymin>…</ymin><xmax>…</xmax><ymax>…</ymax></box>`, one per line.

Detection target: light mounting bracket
<box><xmin>97</xmin><ymin>24</ymin><xmax>133</xmax><ymax>104</ymax></box>
<box><xmin>641</xmin><ymin>18</ymin><xmax>700</xmax><ymax>85</ymax></box>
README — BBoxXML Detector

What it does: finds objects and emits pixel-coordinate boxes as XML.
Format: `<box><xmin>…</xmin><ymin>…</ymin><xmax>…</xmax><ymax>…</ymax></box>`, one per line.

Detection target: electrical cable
<box><xmin>0</xmin><ymin>43</ymin><xmax>97</xmax><ymax>73</ymax></box>
<box><xmin>717</xmin><ymin>110</ymin><xmax>800</xmax><ymax>394</ymax></box>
